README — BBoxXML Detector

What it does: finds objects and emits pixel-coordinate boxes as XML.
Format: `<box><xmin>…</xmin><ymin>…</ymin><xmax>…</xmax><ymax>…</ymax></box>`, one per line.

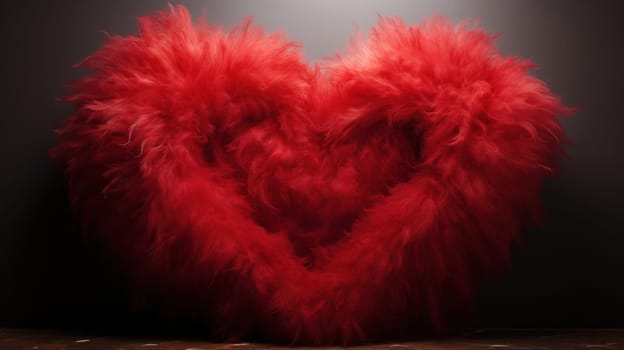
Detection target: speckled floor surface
<box><xmin>1</xmin><ymin>328</ymin><xmax>622</xmax><ymax>350</ymax></box>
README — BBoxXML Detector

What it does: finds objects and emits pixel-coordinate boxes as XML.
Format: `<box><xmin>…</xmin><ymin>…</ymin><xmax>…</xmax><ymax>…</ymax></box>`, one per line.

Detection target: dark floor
<box><xmin>0</xmin><ymin>329</ymin><xmax>622</xmax><ymax>350</ymax></box>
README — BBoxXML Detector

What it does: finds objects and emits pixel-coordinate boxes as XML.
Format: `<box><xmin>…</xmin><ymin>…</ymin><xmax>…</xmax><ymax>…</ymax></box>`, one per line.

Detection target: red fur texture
<box><xmin>51</xmin><ymin>5</ymin><xmax>572</xmax><ymax>345</ymax></box>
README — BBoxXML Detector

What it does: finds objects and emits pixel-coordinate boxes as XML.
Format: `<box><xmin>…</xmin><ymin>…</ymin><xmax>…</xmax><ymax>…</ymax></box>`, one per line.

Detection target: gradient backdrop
<box><xmin>1</xmin><ymin>0</ymin><xmax>623</xmax><ymax>334</ymax></box>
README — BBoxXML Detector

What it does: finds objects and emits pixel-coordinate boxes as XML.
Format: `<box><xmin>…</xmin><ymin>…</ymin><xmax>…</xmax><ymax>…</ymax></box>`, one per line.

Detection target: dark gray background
<box><xmin>1</xmin><ymin>0</ymin><xmax>623</xmax><ymax>334</ymax></box>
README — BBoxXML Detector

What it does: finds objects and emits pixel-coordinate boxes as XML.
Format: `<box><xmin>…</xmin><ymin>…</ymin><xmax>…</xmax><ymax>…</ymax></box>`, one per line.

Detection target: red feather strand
<box><xmin>51</xmin><ymin>5</ymin><xmax>573</xmax><ymax>345</ymax></box>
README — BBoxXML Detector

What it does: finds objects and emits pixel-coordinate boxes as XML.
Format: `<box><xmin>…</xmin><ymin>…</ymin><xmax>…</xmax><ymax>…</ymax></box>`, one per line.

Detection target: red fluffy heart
<box><xmin>51</xmin><ymin>5</ymin><xmax>572</xmax><ymax>345</ymax></box>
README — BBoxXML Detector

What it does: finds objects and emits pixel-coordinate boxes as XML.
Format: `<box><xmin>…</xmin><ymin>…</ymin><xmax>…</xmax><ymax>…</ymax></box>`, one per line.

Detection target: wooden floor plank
<box><xmin>1</xmin><ymin>328</ymin><xmax>622</xmax><ymax>349</ymax></box>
